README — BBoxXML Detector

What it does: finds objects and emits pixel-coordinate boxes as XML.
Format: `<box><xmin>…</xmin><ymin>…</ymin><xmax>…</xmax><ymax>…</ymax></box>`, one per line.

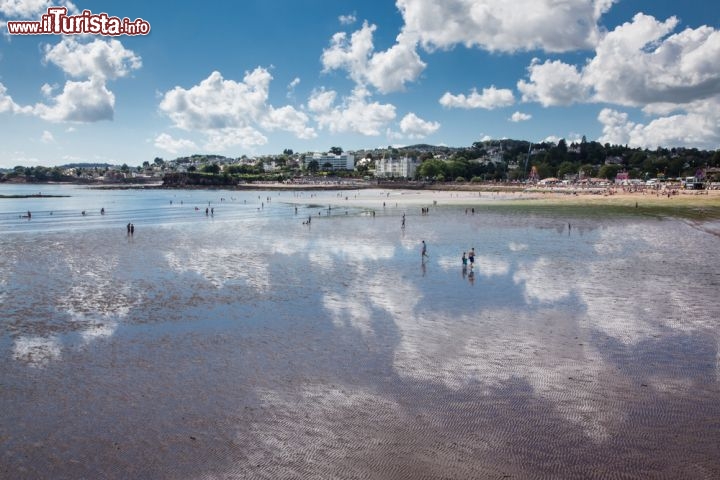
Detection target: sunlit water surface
<box><xmin>1</xmin><ymin>184</ymin><xmax>719</xmax><ymax>479</ymax></box>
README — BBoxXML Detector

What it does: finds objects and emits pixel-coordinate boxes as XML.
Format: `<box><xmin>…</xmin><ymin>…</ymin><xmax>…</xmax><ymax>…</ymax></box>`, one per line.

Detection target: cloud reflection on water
<box><xmin>12</xmin><ymin>336</ymin><xmax>62</xmax><ymax>368</ymax></box>
<box><xmin>513</xmin><ymin>257</ymin><xmax>572</xmax><ymax>303</ymax></box>
<box><xmin>320</xmin><ymin>217</ymin><xmax>719</xmax><ymax>441</ymax></box>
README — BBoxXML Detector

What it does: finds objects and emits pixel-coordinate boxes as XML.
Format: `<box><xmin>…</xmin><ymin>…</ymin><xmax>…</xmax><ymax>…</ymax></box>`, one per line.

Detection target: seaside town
<box><xmin>2</xmin><ymin>139</ymin><xmax>720</xmax><ymax>191</ymax></box>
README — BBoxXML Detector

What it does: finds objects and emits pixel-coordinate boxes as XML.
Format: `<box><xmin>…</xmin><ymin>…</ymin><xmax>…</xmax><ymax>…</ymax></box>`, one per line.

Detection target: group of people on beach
<box><xmin>126</xmin><ymin>222</ymin><xmax>135</xmax><ymax>236</ymax></box>
<box><xmin>421</xmin><ymin>240</ymin><xmax>477</xmax><ymax>272</ymax></box>
<box><xmin>462</xmin><ymin>248</ymin><xmax>476</xmax><ymax>269</ymax></box>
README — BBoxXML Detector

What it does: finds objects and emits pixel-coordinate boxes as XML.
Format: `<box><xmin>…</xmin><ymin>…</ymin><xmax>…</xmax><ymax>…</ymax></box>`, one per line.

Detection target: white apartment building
<box><xmin>306</xmin><ymin>152</ymin><xmax>355</xmax><ymax>171</ymax></box>
<box><xmin>375</xmin><ymin>157</ymin><xmax>419</xmax><ymax>178</ymax></box>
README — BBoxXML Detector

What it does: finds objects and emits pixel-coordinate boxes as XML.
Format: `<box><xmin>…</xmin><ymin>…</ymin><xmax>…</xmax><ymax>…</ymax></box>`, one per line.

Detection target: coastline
<box><xmin>275</xmin><ymin>186</ymin><xmax>720</xmax><ymax>221</ymax></box>
<box><xmin>5</xmin><ymin>180</ymin><xmax>720</xmax><ymax>220</ymax></box>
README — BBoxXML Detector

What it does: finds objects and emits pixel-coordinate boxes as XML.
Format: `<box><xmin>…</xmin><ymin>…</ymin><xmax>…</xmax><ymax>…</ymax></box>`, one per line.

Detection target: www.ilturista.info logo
<box><xmin>6</xmin><ymin>7</ymin><xmax>150</xmax><ymax>36</ymax></box>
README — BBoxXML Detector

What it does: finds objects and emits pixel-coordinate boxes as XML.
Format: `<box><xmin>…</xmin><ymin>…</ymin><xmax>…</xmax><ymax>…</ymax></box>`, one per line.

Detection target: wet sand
<box><xmin>1</xmin><ymin>186</ymin><xmax>719</xmax><ymax>479</ymax></box>
<box><xmin>282</xmin><ymin>185</ymin><xmax>720</xmax><ymax>206</ymax></box>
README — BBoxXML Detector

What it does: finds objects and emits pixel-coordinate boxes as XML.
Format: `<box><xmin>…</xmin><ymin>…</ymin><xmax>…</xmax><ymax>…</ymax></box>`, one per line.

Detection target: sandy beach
<box><xmin>276</xmin><ymin>185</ymin><xmax>720</xmax><ymax>221</ymax></box>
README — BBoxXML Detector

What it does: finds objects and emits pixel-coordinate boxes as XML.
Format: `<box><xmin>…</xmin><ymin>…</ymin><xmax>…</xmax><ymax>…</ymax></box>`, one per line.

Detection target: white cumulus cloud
<box><xmin>204</xmin><ymin>127</ymin><xmax>267</xmax><ymax>151</ymax></box>
<box><xmin>153</xmin><ymin>133</ymin><xmax>198</xmax><ymax>154</ymax></box>
<box><xmin>397</xmin><ymin>0</ymin><xmax>616</xmax><ymax>53</ymax></box>
<box><xmin>517</xmin><ymin>59</ymin><xmax>589</xmax><ymax>106</ymax></box>
<box><xmin>307</xmin><ymin>88</ymin><xmax>337</xmax><ymax>113</ymax></box>
<box><xmin>43</xmin><ymin>37</ymin><xmax>142</xmax><ymax>80</ymax></box>
<box><xmin>263</xmin><ymin>105</ymin><xmax>316</xmax><ymax>140</ymax></box>
<box><xmin>33</xmin><ymin>76</ymin><xmax>114</xmax><ymax>122</ymax></box>
<box><xmin>310</xmin><ymin>86</ymin><xmax>396</xmax><ymax>136</ymax></box>
<box><xmin>322</xmin><ymin>21</ymin><xmax>425</xmax><ymax>93</ymax></box>
<box><xmin>510</xmin><ymin>111</ymin><xmax>532</xmax><ymax>122</ymax></box>
<box><xmin>158</xmin><ymin>68</ymin><xmax>316</xmax><ymax>149</ymax></box>
<box><xmin>585</xmin><ymin>14</ymin><xmax>720</xmax><ymax>107</ymax></box>
<box><xmin>439</xmin><ymin>86</ymin><xmax>515</xmax><ymax>110</ymax></box>
<box><xmin>0</xmin><ymin>82</ymin><xmax>30</xmax><ymax>114</ymax></box>
<box><xmin>517</xmin><ymin>13</ymin><xmax>720</xmax><ymax>149</ymax></box>
<box><xmin>0</xmin><ymin>37</ymin><xmax>140</xmax><ymax>124</ymax></box>
<box><xmin>338</xmin><ymin>13</ymin><xmax>356</xmax><ymax>25</ymax></box>
<box><xmin>398</xmin><ymin>112</ymin><xmax>440</xmax><ymax>138</ymax></box>
<box><xmin>597</xmin><ymin>104</ymin><xmax>720</xmax><ymax>150</ymax></box>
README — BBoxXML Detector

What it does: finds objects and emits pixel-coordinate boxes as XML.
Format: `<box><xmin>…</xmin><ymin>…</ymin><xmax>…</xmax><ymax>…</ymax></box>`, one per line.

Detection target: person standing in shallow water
<box><xmin>130</xmin><ymin>223</ymin><xmax>134</xmax><ymax>236</ymax></box>
<box><xmin>421</xmin><ymin>240</ymin><xmax>428</xmax><ymax>260</ymax></box>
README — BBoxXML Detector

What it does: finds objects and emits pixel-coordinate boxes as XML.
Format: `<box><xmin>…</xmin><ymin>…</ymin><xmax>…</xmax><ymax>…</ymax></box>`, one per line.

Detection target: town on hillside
<box><xmin>2</xmin><ymin>139</ymin><xmax>719</xmax><ymax>189</ymax></box>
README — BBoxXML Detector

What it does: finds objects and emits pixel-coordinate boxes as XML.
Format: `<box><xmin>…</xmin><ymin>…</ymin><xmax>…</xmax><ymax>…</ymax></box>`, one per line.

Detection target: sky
<box><xmin>0</xmin><ymin>0</ymin><xmax>719</xmax><ymax>168</ymax></box>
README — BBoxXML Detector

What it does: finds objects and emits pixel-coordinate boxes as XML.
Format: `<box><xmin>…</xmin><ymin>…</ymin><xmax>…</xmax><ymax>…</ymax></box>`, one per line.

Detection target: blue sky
<box><xmin>0</xmin><ymin>0</ymin><xmax>719</xmax><ymax>168</ymax></box>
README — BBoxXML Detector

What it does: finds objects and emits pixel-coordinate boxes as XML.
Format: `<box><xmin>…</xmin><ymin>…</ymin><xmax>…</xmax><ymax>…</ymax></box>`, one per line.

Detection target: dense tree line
<box><xmin>409</xmin><ymin>139</ymin><xmax>720</xmax><ymax>182</ymax></box>
<box><xmin>1</xmin><ymin>166</ymin><xmax>72</xmax><ymax>182</ymax></box>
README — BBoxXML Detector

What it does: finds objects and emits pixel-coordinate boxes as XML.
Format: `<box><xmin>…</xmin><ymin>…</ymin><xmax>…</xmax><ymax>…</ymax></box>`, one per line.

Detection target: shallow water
<box><xmin>1</xmin><ymin>184</ymin><xmax>719</xmax><ymax>479</ymax></box>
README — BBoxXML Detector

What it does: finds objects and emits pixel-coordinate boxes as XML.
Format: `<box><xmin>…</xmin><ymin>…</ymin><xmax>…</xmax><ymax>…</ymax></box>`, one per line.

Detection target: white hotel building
<box><xmin>375</xmin><ymin>157</ymin><xmax>419</xmax><ymax>179</ymax></box>
<box><xmin>305</xmin><ymin>152</ymin><xmax>355</xmax><ymax>171</ymax></box>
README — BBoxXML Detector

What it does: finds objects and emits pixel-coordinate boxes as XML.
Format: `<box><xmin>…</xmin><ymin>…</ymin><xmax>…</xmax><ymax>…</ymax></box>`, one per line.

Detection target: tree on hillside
<box><xmin>579</xmin><ymin>163</ymin><xmax>596</xmax><ymax>178</ymax></box>
<box><xmin>557</xmin><ymin>138</ymin><xmax>567</xmax><ymax>153</ymax></box>
<box><xmin>201</xmin><ymin>163</ymin><xmax>220</xmax><ymax>174</ymax></box>
<box><xmin>598</xmin><ymin>164</ymin><xmax>620</xmax><ymax>180</ymax></box>
<box><xmin>557</xmin><ymin>161</ymin><xmax>578</xmax><ymax>179</ymax></box>
<box><xmin>329</xmin><ymin>146</ymin><xmax>343</xmax><ymax>155</ymax></box>
<box><xmin>417</xmin><ymin>159</ymin><xmax>447</xmax><ymax>179</ymax></box>
<box><xmin>307</xmin><ymin>160</ymin><xmax>319</xmax><ymax>173</ymax></box>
